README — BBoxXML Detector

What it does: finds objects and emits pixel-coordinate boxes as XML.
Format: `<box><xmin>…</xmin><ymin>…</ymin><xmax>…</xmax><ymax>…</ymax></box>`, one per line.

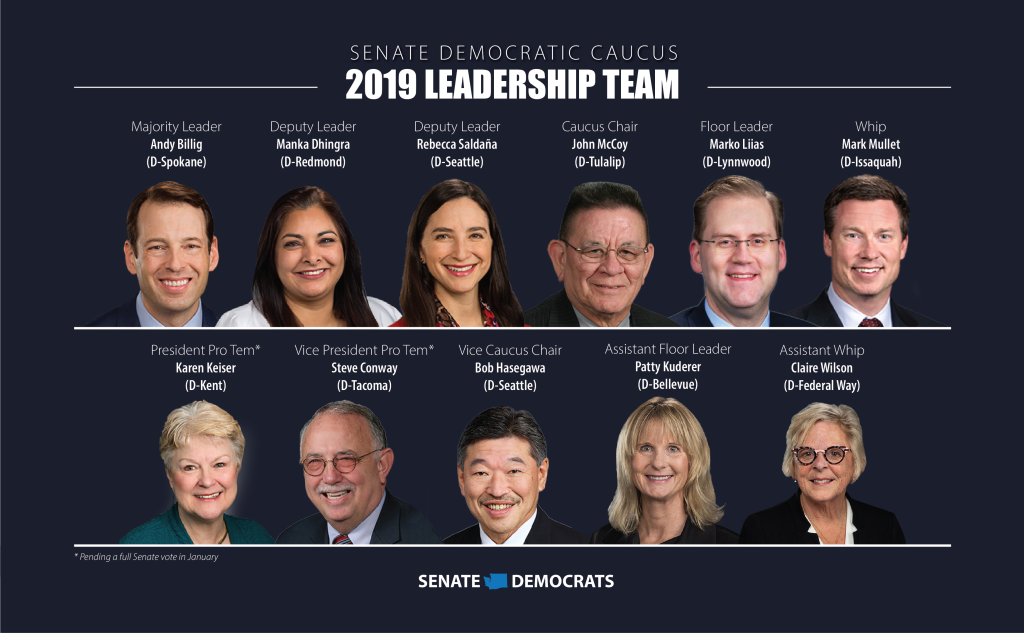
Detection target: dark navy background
<box><xmin>58</xmin><ymin>7</ymin><xmax>958</xmax><ymax>325</ymax></box>
<box><xmin>70</xmin><ymin>329</ymin><xmax>942</xmax><ymax>545</ymax></box>
<box><xmin>4</xmin><ymin>1</ymin><xmax>1013</xmax><ymax>631</ymax></box>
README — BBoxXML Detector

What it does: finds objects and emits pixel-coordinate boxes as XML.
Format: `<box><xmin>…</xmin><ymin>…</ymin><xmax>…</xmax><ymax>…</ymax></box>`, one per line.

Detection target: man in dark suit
<box><xmin>788</xmin><ymin>174</ymin><xmax>945</xmax><ymax>327</ymax></box>
<box><xmin>87</xmin><ymin>295</ymin><xmax>221</xmax><ymax>327</ymax></box>
<box><xmin>445</xmin><ymin>406</ymin><xmax>587</xmax><ymax>545</ymax></box>
<box><xmin>671</xmin><ymin>175</ymin><xmax>811</xmax><ymax>328</ymax></box>
<box><xmin>86</xmin><ymin>181</ymin><xmax>220</xmax><ymax>327</ymax></box>
<box><xmin>526</xmin><ymin>182</ymin><xmax>677</xmax><ymax>327</ymax></box>
<box><xmin>278</xmin><ymin>401</ymin><xmax>440</xmax><ymax>544</ymax></box>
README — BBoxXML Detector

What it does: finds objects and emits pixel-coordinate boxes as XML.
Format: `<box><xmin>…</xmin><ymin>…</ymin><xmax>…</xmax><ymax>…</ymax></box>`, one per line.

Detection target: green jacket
<box><xmin>120</xmin><ymin>504</ymin><xmax>274</xmax><ymax>544</ymax></box>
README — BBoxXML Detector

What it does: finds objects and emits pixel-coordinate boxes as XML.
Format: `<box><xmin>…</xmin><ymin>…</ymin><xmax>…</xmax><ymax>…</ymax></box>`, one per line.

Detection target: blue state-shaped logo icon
<box><xmin>483</xmin><ymin>573</ymin><xmax>508</xmax><ymax>590</ymax></box>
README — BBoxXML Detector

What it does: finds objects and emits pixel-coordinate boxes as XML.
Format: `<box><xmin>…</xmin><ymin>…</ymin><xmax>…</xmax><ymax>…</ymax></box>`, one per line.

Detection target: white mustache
<box><xmin>317</xmin><ymin>484</ymin><xmax>354</xmax><ymax>494</ymax></box>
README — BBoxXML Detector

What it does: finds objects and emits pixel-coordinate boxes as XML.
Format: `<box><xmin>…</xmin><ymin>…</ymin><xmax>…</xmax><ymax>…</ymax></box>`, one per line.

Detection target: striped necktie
<box><xmin>333</xmin><ymin>534</ymin><xmax>352</xmax><ymax>544</ymax></box>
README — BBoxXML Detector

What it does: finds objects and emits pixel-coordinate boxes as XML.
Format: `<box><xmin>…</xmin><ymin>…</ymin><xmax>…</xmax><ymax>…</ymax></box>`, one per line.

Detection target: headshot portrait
<box><xmin>788</xmin><ymin>174</ymin><xmax>944</xmax><ymax>327</ymax></box>
<box><xmin>217</xmin><ymin>186</ymin><xmax>400</xmax><ymax>327</ymax></box>
<box><xmin>393</xmin><ymin>179</ymin><xmax>524</xmax><ymax>327</ymax></box>
<box><xmin>671</xmin><ymin>175</ymin><xmax>809</xmax><ymax>327</ymax></box>
<box><xmin>446</xmin><ymin>406</ymin><xmax>587</xmax><ymax>544</ymax></box>
<box><xmin>526</xmin><ymin>181</ymin><xmax>677</xmax><ymax>327</ymax></box>
<box><xmin>87</xmin><ymin>181</ymin><xmax>220</xmax><ymax>327</ymax></box>
<box><xmin>591</xmin><ymin>397</ymin><xmax>737</xmax><ymax>544</ymax></box>
<box><xmin>277</xmin><ymin>401</ymin><xmax>440</xmax><ymax>544</ymax></box>
<box><xmin>120</xmin><ymin>401</ymin><xmax>274</xmax><ymax>544</ymax></box>
<box><xmin>739</xmin><ymin>402</ymin><xmax>905</xmax><ymax>544</ymax></box>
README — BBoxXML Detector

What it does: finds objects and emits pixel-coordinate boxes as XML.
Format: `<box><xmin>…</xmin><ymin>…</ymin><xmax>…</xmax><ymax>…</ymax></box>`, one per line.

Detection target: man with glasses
<box><xmin>671</xmin><ymin>175</ymin><xmax>811</xmax><ymax>327</ymax></box>
<box><xmin>277</xmin><ymin>400</ymin><xmax>440</xmax><ymax>544</ymax></box>
<box><xmin>787</xmin><ymin>174</ymin><xmax>944</xmax><ymax>327</ymax></box>
<box><xmin>525</xmin><ymin>181</ymin><xmax>678</xmax><ymax>327</ymax></box>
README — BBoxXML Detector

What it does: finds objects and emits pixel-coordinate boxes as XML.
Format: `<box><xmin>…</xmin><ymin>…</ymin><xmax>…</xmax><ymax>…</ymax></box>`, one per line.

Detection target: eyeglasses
<box><xmin>699</xmin><ymin>238</ymin><xmax>780</xmax><ymax>252</ymax></box>
<box><xmin>793</xmin><ymin>446</ymin><xmax>850</xmax><ymax>465</ymax></box>
<box><xmin>301</xmin><ymin>449</ymin><xmax>379</xmax><ymax>476</ymax></box>
<box><xmin>562</xmin><ymin>239</ymin><xmax>649</xmax><ymax>263</ymax></box>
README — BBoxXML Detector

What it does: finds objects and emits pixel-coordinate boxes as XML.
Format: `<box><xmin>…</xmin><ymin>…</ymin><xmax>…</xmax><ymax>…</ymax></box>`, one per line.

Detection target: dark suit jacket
<box><xmin>276</xmin><ymin>490</ymin><xmax>441</xmax><ymax>544</ymax></box>
<box><xmin>590</xmin><ymin>521</ymin><xmax>739</xmax><ymax>544</ymax></box>
<box><xmin>670</xmin><ymin>298</ymin><xmax>814</xmax><ymax>327</ymax></box>
<box><xmin>85</xmin><ymin>296</ymin><xmax>221</xmax><ymax>327</ymax></box>
<box><xmin>788</xmin><ymin>287</ymin><xmax>945</xmax><ymax>327</ymax></box>
<box><xmin>739</xmin><ymin>491</ymin><xmax>905</xmax><ymax>544</ymax></box>
<box><xmin>444</xmin><ymin>507</ymin><xmax>588</xmax><ymax>544</ymax></box>
<box><xmin>524</xmin><ymin>289</ymin><xmax>678</xmax><ymax>327</ymax></box>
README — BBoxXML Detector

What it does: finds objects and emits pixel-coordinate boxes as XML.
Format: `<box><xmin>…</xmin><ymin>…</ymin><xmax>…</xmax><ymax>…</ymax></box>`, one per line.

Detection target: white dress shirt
<box><xmin>806</xmin><ymin>498</ymin><xmax>858</xmax><ymax>544</ymax></box>
<box><xmin>827</xmin><ymin>283</ymin><xmax>892</xmax><ymax>327</ymax></box>
<box><xmin>478</xmin><ymin>508</ymin><xmax>538</xmax><ymax>545</ymax></box>
<box><xmin>327</xmin><ymin>491</ymin><xmax>387</xmax><ymax>544</ymax></box>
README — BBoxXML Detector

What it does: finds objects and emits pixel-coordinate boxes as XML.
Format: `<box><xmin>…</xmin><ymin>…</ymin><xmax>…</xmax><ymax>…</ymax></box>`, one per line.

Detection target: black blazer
<box><xmin>276</xmin><ymin>491</ymin><xmax>441</xmax><ymax>544</ymax></box>
<box><xmin>788</xmin><ymin>287</ymin><xmax>945</xmax><ymax>327</ymax></box>
<box><xmin>444</xmin><ymin>507</ymin><xmax>588</xmax><ymax>544</ymax></box>
<box><xmin>670</xmin><ymin>298</ymin><xmax>814</xmax><ymax>327</ymax></box>
<box><xmin>739</xmin><ymin>491</ymin><xmax>905</xmax><ymax>544</ymax></box>
<box><xmin>524</xmin><ymin>289</ymin><xmax>678</xmax><ymax>327</ymax></box>
<box><xmin>590</xmin><ymin>521</ymin><xmax>739</xmax><ymax>544</ymax></box>
<box><xmin>85</xmin><ymin>296</ymin><xmax>221</xmax><ymax>327</ymax></box>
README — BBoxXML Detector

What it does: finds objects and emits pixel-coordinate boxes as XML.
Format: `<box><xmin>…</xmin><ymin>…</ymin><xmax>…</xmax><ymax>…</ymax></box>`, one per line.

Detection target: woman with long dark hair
<box><xmin>218</xmin><ymin>187</ymin><xmax>399</xmax><ymax>327</ymax></box>
<box><xmin>392</xmin><ymin>180</ymin><xmax>523</xmax><ymax>327</ymax></box>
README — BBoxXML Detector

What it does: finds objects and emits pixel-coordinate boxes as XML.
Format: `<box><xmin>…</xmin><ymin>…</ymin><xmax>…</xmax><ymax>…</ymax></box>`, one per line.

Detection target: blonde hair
<box><xmin>608</xmin><ymin>397</ymin><xmax>723</xmax><ymax>533</ymax></box>
<box><xmin>159</xmin><ymin>401</ymin><xmax>245</xmax><ymax>470</ymax></box>
<box><xmin>781</xmin><ymin>403</ymin><xmax>865</xmax><ymax>482</ymax></box>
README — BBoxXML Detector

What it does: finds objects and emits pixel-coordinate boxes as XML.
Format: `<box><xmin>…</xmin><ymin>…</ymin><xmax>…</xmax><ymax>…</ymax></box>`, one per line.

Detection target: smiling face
<box><xmin>301</xmin><ymin>412</ymin><xmax>391</xmax><ymax>535</ymax></box>
<box><xmin>458</xmin><ymin>436</ymin><xmax>548</xmax><ymax>544</ymax></box>
<box><xmin>794</xmin><ymin>421</ymin><xmax>852</xmax><ymax>507</ymax></box>
<box><xmin>549</xmin><ymin>207</ymin><xmax>653</xmax><ymax>327</ymax></box>
<box><xmin>125</xmin><ymin>201</ymin><xmax>219</xmax><ymax>327</ymax></box>
<box><xmin>419</xmin><ymin>197</ymin><xmax>493</xmax><ymax>304</ymax></box>
<box><xmin>632</xmin><ymin>420</ymin><xmax>689</xmax><ymax>507</ymax></box>
<box><xmin>166</xmin><ymin>435</ymin><xmax>238</xmax><ymax>525</ymax></box>
<box><xmin>690</xmin><ymin>195</ymin><xmax>786</xmax><ymax>326</ymax></box>
<box><xmin>275</xmin><ymin>206</ymin><xmax>345</xmax><ymax>306</ymax></box>
<box><xmin>826</xmin><ymin>199</ymin><xmax>908</xmax><ymax>315</ymax></box>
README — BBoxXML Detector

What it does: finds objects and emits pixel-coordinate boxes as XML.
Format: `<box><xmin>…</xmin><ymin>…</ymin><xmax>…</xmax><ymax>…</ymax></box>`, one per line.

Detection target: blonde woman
<box><xmin>591</xmin><ymin>397</ymin><xmax>737</xmax><ymax>544</ymax></box>
<box><xmin>121</xmin><ymin>401</ymin><xmax>273</xmax><ymax>544</ymax></box>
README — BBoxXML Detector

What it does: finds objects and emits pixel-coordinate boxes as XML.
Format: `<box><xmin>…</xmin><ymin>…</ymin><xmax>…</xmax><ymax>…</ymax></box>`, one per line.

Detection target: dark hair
<box><xmin>558</xmin><ymin>182</ymin><xmax>649</xmax><ymax>244</ymax></box>
<box><xmin>456</xmin><ymin>406</ymin><xmax>547</xmax><ymax>469</ymax></box>
<box><xmin>823</xmin><ymin>174</ymin><xmax>910</xmax><ymax>239</ymax></box>
<box><xmin>693</xmin><ymin>175</ymin><xmax>784</xmax><ymax>242</ymax></box>
<box><xmin>400</xmin><ymin>180</ymin><xmax>524</xmax><ymax>327</ymax></box>
<box><xmin>126</xmin><ymin>181</ymin><xmax>214</xmax><ymax>256</ymax></box>
<box><xmin>252</xmin><ymin>186</ymin><xmax>379</xmax><ymax>327</ymax></box>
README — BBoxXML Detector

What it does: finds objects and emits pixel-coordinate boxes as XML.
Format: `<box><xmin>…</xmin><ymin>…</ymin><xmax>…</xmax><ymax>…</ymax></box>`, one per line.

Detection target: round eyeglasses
<box><xmin>301</xmin><ymin>449</ymin><xmax>379</xmax><ymax>476</ymax></box>
<box><xmin>792</xmin><ymin>446</ymin><xmax>849</xmax><ymax>465</ymax></box>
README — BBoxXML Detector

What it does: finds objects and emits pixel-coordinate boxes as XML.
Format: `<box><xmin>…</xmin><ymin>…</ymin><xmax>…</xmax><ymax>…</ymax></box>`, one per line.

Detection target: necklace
<box><xmin>801</xmin><ymin>496</ymin><xmax>847</xmax><ymax>544</ymax></box>
<box><xmin>218</xmin><ymin>521</ymin><xmax>229</xmax><ymax>544</ymax></box>
<box><xmin>812</xmin><ymin>521</ymin><xmax>845</xmax><ymax>544</ymax></box>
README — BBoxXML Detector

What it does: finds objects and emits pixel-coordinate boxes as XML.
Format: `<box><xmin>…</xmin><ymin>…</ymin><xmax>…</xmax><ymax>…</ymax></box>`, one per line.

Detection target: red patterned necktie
<box><xmin>333</xmin><ymin>534</ymin><xmax>352</xmax><ymax>544</ymax></box>
<box><xmin>859</xmin><ymin>317</ymin><xmax>883</xmax><ymax>327</ymax></box>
